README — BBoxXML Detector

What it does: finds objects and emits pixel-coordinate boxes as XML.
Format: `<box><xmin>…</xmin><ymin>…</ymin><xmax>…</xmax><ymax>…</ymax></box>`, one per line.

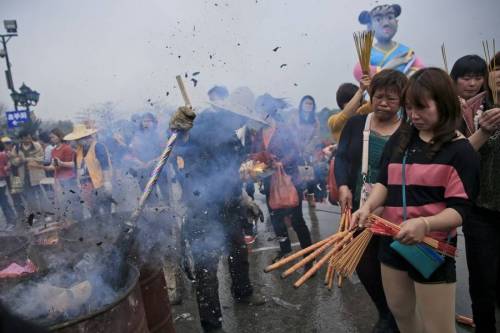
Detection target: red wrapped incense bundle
<box><xmin>368</xmin><ymin>215</ymin><xmax>457</xmax><ymax>257</ymax></box>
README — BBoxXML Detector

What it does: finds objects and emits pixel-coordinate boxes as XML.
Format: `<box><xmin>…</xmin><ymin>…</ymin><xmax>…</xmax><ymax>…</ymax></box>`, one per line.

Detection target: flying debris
<box><xmin>166</xmin><ymin>91</ymin><xmax>170</xmax><ymax>96</ymax></box>
<box><xmin>191</xmin><ymin>78</ymin><xmax>198</xmax><ymax>87</ymax></box>
<box><xmin>192</xmin><ymin>72</ymin><xmax>200</xmax><ymax>76</ymax></box>
<box><xmin>273</xmin><ymin>46</ymin><xmax>280</xmax><ymax>52</ymax></box>
<box><xmin>280</xmin><ymin>64</ymin><xmax>287</xmax><ymax>69</ymax></box>
<box><xmin>294</xmin><ymin>83</ymin><xmax>298</xmax><ymax>86</ymax></box>
<box><xmin>185</xmin><ymin>73</ymin><xmax>188</xmax><ymax>78</ymax></box>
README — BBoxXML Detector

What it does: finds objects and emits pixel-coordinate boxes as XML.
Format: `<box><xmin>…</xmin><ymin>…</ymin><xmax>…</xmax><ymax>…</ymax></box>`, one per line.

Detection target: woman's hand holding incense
<box><xmin>359</xmin><ymin>75</ymin><xmax>371</xmax><ymax>92</ymax></box>
<box><xmin>479</xmin><ymin>108</ymin><xmax>500</xmax><ymax>133</ymax></box>
<box><xmin>351</xmin><ymin>206</ymin><xmax>371</xmax><ymax>229</ymax></box>
<box><xmin>338</xmin><ymin>185</ymin><xmax>352</xmax><ymax>213</ymax></box>
<box><xmin>394</xmin><ymin>218</ymin><xmax>427</xmax><ymax>245</ymax></box>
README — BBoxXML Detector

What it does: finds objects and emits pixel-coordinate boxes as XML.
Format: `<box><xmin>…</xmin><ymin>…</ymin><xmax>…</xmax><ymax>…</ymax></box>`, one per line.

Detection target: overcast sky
<box><xmin>1</xmin><ymin>0</ymin><xmax>499</xmax><ymax>120</ymax></box>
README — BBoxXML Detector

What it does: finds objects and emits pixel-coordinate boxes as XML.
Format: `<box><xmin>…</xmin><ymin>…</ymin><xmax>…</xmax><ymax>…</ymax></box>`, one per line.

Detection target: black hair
<box><xmin>140</xmin><ymin>112</ymin><xmax>158</xmax><ymax>131</ymax></box>
<box><xmin>368</xmin><ymin>69</ymin><xmax>408</xmax><ymax>100</ymax></box>
<box><xmin>336</xmin><ymin>83</ymin><xmax>359</xmax><ymax>109</ymax></box>
<box><xmin>18</xmin><ymin>130</ymin><xmax>33</xmax><ymax>139</ymax></box>
<box><xmin>398</xmin><ymin>68</ymin><xmax>461</xmax><ymax>158</ymax></box>
<box><xmin>450</xmin><ymin>55</ymin><xmax>487</xmax><ymax>82</ymax></box>
<box><xmin>50</xmin><ymin>128</ymin><xmax>65</xmax><ymax>141</ymax></box>
<box><xmin>38</xmin><ymin>131</ymin><xmax>51</xmax><ymax>144</ymax></box>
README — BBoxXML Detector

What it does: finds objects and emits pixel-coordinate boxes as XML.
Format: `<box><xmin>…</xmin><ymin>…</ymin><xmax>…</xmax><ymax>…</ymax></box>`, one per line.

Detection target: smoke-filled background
<box><xmin>1</xmin><ymin>0</ymin><xmax>499</xmax><ymax>120</ymax></box>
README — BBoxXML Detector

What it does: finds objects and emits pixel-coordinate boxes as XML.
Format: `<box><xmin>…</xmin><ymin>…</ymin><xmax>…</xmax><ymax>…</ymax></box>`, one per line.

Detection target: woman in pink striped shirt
<box><xmin>353</xmin><ymin>68</ymin><xmax>480</xmax><ymax>333</ymax></box>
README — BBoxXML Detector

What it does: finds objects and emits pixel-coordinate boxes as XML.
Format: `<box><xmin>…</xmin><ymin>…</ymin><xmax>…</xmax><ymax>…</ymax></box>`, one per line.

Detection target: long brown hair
<box><xmin>486</xmin><ymin>51</ymin><xmax>500</xmax><ymax>107</ymax></box>
<box><xmin>397</xmin><ymin>67</ymin><xmax>461</xmax><ymax>157</ymax></box>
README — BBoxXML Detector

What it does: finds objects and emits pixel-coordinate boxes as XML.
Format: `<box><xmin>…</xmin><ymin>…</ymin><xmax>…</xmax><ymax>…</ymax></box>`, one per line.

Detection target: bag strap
<box><xmin>402</xmin><ymin>150</ymin><xmax>408</xmax><ymax>221</ymax></box>
<box><xmin>361</xmin><ymin>113</ymin><xmax>373</xmax><ymax>178</ymax></box>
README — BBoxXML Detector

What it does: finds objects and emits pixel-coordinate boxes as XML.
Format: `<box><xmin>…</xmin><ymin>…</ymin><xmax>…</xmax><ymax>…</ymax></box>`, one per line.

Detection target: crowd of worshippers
<box><xmin>0</xmin><ymin>57</ymin><xmax>499</xmax><ymax>333</ymax></box>
<box><xmin>165</xmin><ymin>56</ymin><xmax>500</xmax><ymax>333</ymax></box>
<box><xmin>0</xmin><ymin>52</ymin><xmax>499</xmax><ymax>333</ymax></box>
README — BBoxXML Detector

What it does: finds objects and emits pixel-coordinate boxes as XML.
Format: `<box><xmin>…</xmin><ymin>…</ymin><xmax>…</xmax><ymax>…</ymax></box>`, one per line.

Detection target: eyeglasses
<box><xmin>372</xmin><ymin>95</ymin><xmax>400</xmax><ymax>106</ymax></box>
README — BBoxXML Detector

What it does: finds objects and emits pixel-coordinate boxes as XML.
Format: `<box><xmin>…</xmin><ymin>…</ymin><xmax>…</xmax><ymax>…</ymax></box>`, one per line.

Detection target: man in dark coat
<box><xmin>170</xmin><ymin>105</ymin><xmax>265</xmax><ymax>332</ymax></box>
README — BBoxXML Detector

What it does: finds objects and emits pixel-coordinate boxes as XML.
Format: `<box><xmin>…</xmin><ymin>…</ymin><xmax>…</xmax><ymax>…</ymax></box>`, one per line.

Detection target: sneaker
<box><xmin>235</xmin><ymin>292</ymin><xmax>266</xmax><ymax>306</ymax></box>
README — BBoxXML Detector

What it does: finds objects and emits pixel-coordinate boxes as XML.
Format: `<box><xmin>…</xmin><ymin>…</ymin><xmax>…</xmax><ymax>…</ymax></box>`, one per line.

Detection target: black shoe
<box><xmin>201</xmin><ymin>320</ymin><xmax>223</xmax><ymax>332</ymax></box>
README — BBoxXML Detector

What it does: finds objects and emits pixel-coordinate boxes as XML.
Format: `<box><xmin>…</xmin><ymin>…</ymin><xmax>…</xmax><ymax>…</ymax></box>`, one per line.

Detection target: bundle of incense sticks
<box><xmin>325</xmin><ymin>207</ymin><xmax>351</xmax><ymax>289</ymax></box>
<box><xmin>482</xmin><ymin>39</ymin><xmax>498</xmax><ymax>105</ymax></box>
<box><xmin>368</xmin><ymin>214</ymin><xmax>457</xmax><ymax>257</ymax></box>
<box><xmin>354</xmin><ymin>30</ymin><xmax>375</xmax><ymax>75</ymax></box>
<box><xmin>264</xmin><ymin>208</ymin><xmax>354</xmax><ymax>289</ymax></box>
<box><xmin>328</xmin><ymin>228</ymin><xmax>373</xmax><ymax>280</ymax></box>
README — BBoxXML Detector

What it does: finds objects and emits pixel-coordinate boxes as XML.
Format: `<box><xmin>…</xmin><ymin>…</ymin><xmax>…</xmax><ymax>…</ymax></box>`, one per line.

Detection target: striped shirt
<box><xmin>377</xmin><ymin>131</ymin><xmax>480</xmax><ymax>241</ymax></box>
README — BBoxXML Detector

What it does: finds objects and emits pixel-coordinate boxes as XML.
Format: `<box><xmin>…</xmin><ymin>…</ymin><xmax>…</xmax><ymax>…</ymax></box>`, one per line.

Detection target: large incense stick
<box><xmin>264</xmin><ymin>232</ymin><xmax>344</xmax><ymax>273</ymax></box>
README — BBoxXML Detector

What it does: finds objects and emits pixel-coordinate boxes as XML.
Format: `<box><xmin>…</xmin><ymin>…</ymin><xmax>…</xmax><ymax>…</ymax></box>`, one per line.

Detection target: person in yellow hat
<box><xmin>64</xmin><ymin>124</ymin><xmax>113</xmax><ymax>218</ymax></box>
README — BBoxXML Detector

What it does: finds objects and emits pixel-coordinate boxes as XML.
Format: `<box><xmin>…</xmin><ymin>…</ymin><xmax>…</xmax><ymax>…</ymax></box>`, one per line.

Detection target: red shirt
<box><xmin>51</xmin><ymin>144</ymin><xmax>76</xmax><ymax>180</ymax></box>
<box><xmin>0</xmin><ymin>152</ymin><xmax>9</xmax><ymax>178</ymax></box>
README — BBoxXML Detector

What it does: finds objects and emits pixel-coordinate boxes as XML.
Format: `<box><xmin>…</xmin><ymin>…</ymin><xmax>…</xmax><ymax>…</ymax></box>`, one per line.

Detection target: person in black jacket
<box><xmin>335</xmin><ymin>69</ymin><xmax>407</xmax><ymax>333</ymax></box>
<box><xmin>170</xmin><ymin>105</ymin><xmax>265</xmax><ymax>333</ymax></box>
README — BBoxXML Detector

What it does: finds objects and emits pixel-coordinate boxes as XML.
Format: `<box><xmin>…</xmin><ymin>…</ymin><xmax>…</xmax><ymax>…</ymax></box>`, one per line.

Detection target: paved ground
<box><xmin>171</xmin><ymin>192</ymin><xmax>498</xmax><ymax>333</ymax></box>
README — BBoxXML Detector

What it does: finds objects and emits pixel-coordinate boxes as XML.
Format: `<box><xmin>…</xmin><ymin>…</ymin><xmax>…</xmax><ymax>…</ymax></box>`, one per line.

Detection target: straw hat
<box><xmin>210</xmin><ymin>88</ymin><xmax>270</xmax><ymax>125</ymax></box>
<box><xmin>1</xmin><ymin>136</ymin><xmax>12</xmax><ymax>143</ymax></box>
<box><xmin>64</xmin><ymin>124</ymin><xmax>98</xmax><ymax>141</ymax></box>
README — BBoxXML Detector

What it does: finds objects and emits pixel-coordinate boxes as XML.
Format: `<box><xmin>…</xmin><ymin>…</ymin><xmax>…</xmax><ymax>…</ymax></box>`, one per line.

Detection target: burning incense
<box><xmin>354</xmin><ymin>30</ymin><xmax>375</xmax><ymax>75</ymax></box>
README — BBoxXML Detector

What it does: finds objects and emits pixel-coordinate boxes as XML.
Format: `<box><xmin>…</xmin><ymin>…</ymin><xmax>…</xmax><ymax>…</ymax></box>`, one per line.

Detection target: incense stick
<box><xmin>264</xmin><ymin>232</ymin><xmax>343</xmax><ymax>273</ymax></box>
<box><xmin>441</xmin><ymin>43</ymin><xmax>449</xmax><ymax>73</ymax></box>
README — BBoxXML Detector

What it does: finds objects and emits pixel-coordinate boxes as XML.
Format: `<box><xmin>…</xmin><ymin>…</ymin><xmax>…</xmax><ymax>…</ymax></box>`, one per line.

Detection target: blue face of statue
<box><xmin>370</xmin><ymin>8</ymin><xmax>398</xmax><ymax>43</ymax></box>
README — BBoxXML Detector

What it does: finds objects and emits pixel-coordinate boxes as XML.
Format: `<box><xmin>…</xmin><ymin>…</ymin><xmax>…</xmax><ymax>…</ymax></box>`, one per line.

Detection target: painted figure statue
<box><xmin>353</xmin><ymin>4</ymin><xmax>424</xmax><ymax>80</ymax></box>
